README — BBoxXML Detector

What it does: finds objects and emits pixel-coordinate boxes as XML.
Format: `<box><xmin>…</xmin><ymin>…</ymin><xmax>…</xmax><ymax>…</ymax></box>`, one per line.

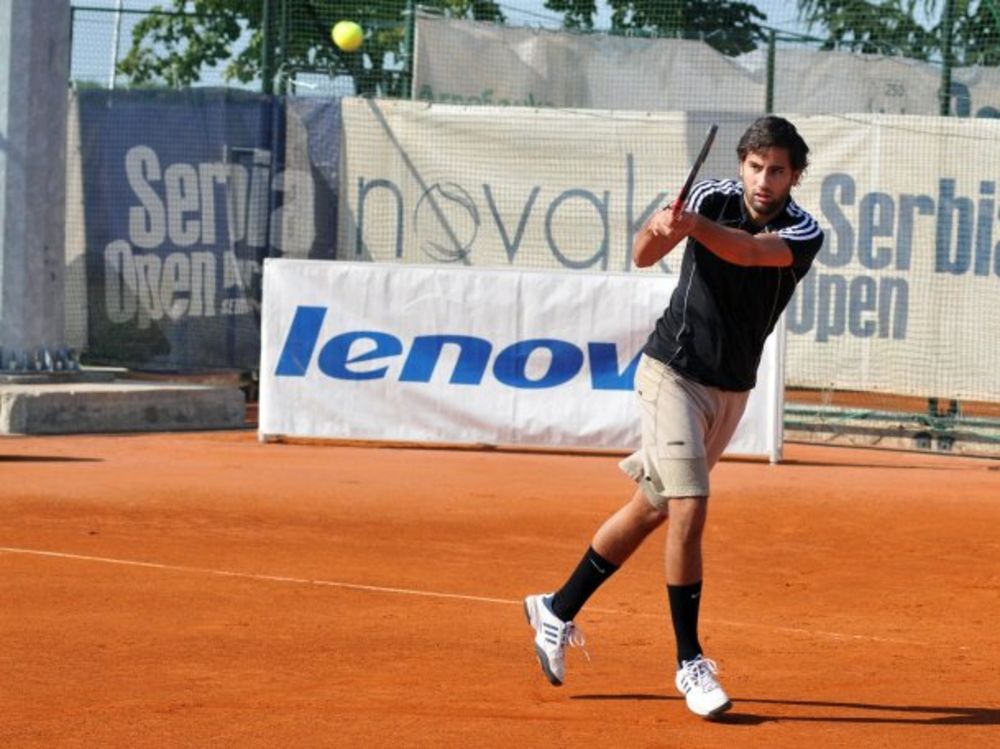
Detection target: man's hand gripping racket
<box><xmin>671</xmin><ymin>123</ymin><xmax>718</xmax><ymax>212</ymax></box>
<box><xmin>633</xmin><ymin>124</ymin><xmax>719</xmax><ymax>267</ymax></box>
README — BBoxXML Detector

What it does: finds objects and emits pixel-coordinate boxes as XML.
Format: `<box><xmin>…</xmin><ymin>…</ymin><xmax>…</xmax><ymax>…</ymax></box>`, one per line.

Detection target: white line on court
<box><xmin>0</xmin><ymin>546</ymin><xmax>519</xmax><ymax>606</ymax></box>
<box><xmin>0</xmin><ymin>545</ymin><xmax>941</xmax><ymax>648</ymax></box>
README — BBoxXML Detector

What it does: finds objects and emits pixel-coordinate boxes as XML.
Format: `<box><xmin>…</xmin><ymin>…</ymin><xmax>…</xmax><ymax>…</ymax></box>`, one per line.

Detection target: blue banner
<box><xmin>77</xmin><ymin>88</ymin><xmax>281</xmax><ymax>370</ymax></box>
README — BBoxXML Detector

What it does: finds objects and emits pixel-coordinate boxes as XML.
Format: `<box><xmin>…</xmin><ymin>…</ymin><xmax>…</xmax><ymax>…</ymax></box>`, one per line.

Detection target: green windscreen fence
<box><xmin>67</xmin><ymin>1</ymin><xmax>1000</xmax><ymax>454</ymax></box>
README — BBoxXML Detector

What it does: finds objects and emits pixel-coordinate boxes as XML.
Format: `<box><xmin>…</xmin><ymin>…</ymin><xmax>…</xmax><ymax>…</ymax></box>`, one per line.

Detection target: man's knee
<box><xmin>667</xmin><ymin>497</ymin><xmax>708</xmax><ymax>543</ymax></box>
<box><xmin>633</xmin><ymin>488</ymin><xmax>669</xmax><ymax>532</ymax></box>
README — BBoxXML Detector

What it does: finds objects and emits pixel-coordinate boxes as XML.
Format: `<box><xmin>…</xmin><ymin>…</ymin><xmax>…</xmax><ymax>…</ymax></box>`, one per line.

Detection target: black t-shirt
<box><xmin>644</xmin><ymin>178</ymin><xmax>824</xmax><ymax>392</ymax></box>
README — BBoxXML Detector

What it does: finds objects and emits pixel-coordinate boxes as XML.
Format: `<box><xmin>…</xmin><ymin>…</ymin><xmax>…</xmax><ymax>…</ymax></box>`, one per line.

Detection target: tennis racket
<box><xmin>671</xmin><ymin>123</ymin><xmax>719</xmax><ymax>211</ymax></box>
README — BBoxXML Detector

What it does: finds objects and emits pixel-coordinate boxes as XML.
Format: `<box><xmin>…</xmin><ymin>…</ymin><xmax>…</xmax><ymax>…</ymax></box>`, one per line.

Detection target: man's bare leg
<box><xmin>592</xmin><ymin>487</ymin><xmax>668</xmax><ymax>566</ymax></box>
<box><xmin>665</xmin><ymin>496</ymin><xmax>707</xmax><ymax>586</ymax></box>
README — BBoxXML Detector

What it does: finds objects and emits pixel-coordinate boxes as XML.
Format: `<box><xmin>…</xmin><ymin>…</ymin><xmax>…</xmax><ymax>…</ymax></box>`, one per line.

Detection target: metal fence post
<box><xmin>279</xmin><ymin>0</ymin><xmax>288</xmax><ymax>93</ymax></box>
<box><xmin>402</xmin><ymin>0</ymin><xmax>416</xmax><ymax>98</ymax></box>
<box><xmin>109</xmin><ymin>0</ymin><xmax>125</xmax><ymax>89</ymax></box>
<box><xmin>261</xmin><ymin>0</ymin><xmax>274</xmax><ymax>95</ymax></box>
<box><xmin>766</xmin><ymin>28</ymin><xmax>775</xmax><ymax>114</ymax></box>
<box><xmin>939</xmin><ymin>0</ymin><xmax>956</xmax><ymax>115</ymax></box>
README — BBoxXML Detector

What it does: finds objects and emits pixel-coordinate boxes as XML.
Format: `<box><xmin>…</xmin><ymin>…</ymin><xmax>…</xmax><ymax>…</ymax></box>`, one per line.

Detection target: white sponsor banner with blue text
<box><xmin>337</xmin><ymin>97</ymin><xmax>742</xmax><ymax>272</ymax></box>
<box><xmin>259</xmin><ymin>260</ymin><xmax>783</xmax><ymax>458</ymax></box>
<box><xmin>338</xmin><ymin>98</ymin><xmax>1000</xmax><ymax>402</ymax></box>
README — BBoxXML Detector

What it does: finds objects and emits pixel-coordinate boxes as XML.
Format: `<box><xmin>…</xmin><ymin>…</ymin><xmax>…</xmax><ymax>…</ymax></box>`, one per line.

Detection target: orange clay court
<box><xmin>1</xmin><ymin>431</ymin><xmax>998</xmax><ymax>747</ymax></box>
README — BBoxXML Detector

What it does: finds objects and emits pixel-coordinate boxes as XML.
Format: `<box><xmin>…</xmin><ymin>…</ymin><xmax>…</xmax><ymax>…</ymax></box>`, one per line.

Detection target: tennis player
<box><xmin>525</xmin><ymin>116</ymin><xmax>824</xmax><ymax>718</ymax></box>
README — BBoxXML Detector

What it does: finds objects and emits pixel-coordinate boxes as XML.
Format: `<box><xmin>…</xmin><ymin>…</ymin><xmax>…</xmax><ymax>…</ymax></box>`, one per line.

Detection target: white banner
<box><xmin>337</xmin><ymin>98</ymin><xmax>1000</xmax><ymax>402</ymax></box>
<box><xmin>259</xmin><ymin>260</ymin><xmax>783</xmax><ymax>459</ymax></box>
<box><xmin>413</xmin><ymin>14</ymin><xmax>762</xmax><ymax>112</ymax></box>
<box><xmin>337</xmin><ymin>97</ymin><xmax>745</xmax><ymax>272</ymax></box>
<box><xmin>741</xmin><ymin>47</ymin><xmax>1000</xmax><ymax>118</ymax></box>
<box><xmin>787</xmin><ymin>114</ymin><xmax>1000</xmax><ymax>401</ymax></box>
<box><xmin>413</xmin><ymin>14</ymin><xmax>1000</xmax><ymax>118</ymax></box>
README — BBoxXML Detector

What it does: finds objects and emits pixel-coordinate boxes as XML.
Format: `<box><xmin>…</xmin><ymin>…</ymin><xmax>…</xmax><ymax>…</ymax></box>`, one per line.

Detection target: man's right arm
<box><xmin>634</xmin><ymin>179</ymin><xmax>724</xmax><ymax>268</ymax></box>
<box><xmin>632</xmin><ymin>207</ymin><xmax>691</xmax><ymax>268</ymax></box>
<box><xmin>635</xmin><ymin>204</ymin><xmax>796</xmax><ymax>268</ymax></box>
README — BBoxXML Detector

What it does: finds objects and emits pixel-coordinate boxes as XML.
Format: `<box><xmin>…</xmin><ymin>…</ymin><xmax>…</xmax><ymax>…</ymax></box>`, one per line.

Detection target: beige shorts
<box><xmin>619</xmin><ymin>354</ymin><xmax>750</xmax><ymax>509</ymax></box>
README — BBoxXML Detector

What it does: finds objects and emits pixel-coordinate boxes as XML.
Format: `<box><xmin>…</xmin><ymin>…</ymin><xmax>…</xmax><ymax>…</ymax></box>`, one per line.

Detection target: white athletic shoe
<box><xmin>675</xmin><ymin>655</ymin><xmax>732</xmax><ymax>718</ymax></box>
<box><xmin>523</xmin><ymin>593</ymin><xmax>586</xmax><ymax>686</ymax></box>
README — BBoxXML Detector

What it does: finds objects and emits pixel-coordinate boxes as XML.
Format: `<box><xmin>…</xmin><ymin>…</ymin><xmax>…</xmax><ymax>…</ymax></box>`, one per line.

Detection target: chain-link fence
<box><xmin>69</xmin><ymin>2</ymin><xmax>1000</xmax><ymax>123</ymax></box>
<box><xmin>72</xmin><ymin>1</ymin><xmax>1000</xmax><ymax>110</ymax></box>
<box><xmin>67</xmin><ymin>1</ymin><xmax>1000</xmax><ymax>454</ymax></box>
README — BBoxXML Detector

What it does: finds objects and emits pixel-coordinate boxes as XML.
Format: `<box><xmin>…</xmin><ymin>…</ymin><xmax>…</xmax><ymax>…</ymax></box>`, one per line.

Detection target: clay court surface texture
<box><xmin>2</xmin><ymin>431</ymin><xmax>998</xmax><ymax>748</ymax></box>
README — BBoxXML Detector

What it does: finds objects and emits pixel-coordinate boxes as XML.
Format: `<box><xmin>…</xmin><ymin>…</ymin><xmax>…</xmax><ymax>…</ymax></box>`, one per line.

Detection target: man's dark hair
<box><xmin>737</xmin><ymin>116</ymin><xmax>809</xmax><ymax>172</ymax></box>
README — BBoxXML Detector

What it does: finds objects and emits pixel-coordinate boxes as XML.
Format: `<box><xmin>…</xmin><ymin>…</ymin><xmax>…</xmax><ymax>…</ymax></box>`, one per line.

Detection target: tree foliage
<box><xmin>797</xmin><ymin>0</ymin><xmax>1000</xmax><ymax>64</ymax></box>
<box><xmin>951</xmin><ymin>0</ymin><xmax>1000</xmax><ymax>65</ymax></box>
<box><xmin>115</xmin><ymin>0</ymin><xmax>1000</xmax><ymax>92</ymax></box>
<box><xmin>796</xmin><ymin>0</ymin><xmax>937</xmax><ymax>58</ymax></box>
<box><xmin>543</xmin><ymin>0</ymin><xmax>767</xmax><ymax>55</ymax></box>
<box><xmin>117</xmin><ymin>0</ymin><xmax>503</xmax><ymax>94</ymax></box>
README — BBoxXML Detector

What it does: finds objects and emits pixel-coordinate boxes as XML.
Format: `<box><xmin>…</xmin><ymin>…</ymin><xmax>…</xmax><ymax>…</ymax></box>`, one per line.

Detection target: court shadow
<box><xmin>779</xmin><ymin>459</ymin><xmax>975</xmax><ymax>471</ymax></box>
<box><xmin>570</xmin><ymin>694</ymin><xmax>1000</xmax><ymax>726</ymax></box>
<box><xmin>0</xmin><ymin>455</ymin><xmax>102</xmax><ymax>463</ymax></box>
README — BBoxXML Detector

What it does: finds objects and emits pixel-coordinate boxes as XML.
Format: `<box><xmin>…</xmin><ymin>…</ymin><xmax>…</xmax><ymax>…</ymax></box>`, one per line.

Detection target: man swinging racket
<box><xmin>525</xmin><ymin>116</ymin><xmax>824</xmax><ymax>718</ymax></box>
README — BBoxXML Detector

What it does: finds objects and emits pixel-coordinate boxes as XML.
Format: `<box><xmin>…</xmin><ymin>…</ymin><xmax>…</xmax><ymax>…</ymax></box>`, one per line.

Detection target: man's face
<box><xmin>739</xmin><ymin>147</ymin><xmax>800</xmax><ymax>224</ymax></box>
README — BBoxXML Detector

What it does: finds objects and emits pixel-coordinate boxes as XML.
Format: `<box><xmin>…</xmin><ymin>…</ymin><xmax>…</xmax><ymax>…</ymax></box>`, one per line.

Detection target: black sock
<box><xmin>549</xmin><ymin>546</ymin><xmax>619</xmax><ymax>622</ymax></box>
<box><xmin>667</xmin><ymin>581</ymin><xmax>703</xmax><ymax>665</ymax></box>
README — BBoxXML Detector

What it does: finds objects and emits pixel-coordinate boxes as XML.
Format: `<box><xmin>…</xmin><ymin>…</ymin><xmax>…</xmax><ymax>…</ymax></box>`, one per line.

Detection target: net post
<box><xmin>768</xmin><ymin>315</ymin><xmax>788</xmax><ymax>464</ymax></box>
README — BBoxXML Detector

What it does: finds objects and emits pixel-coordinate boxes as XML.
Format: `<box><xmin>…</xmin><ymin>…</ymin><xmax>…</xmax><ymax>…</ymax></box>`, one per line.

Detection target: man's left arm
<box><xmin>687</xmin><ymin>216</ymin><xmax>792</xmax><ymax>268</ymax></box>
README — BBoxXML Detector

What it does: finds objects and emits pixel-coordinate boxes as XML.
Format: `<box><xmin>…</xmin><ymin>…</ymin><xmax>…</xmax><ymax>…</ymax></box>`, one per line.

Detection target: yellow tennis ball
<box><xmin>331</xmin><ymin>21</ymin><xmax>363</xmax><ymax>53</ymax></box>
